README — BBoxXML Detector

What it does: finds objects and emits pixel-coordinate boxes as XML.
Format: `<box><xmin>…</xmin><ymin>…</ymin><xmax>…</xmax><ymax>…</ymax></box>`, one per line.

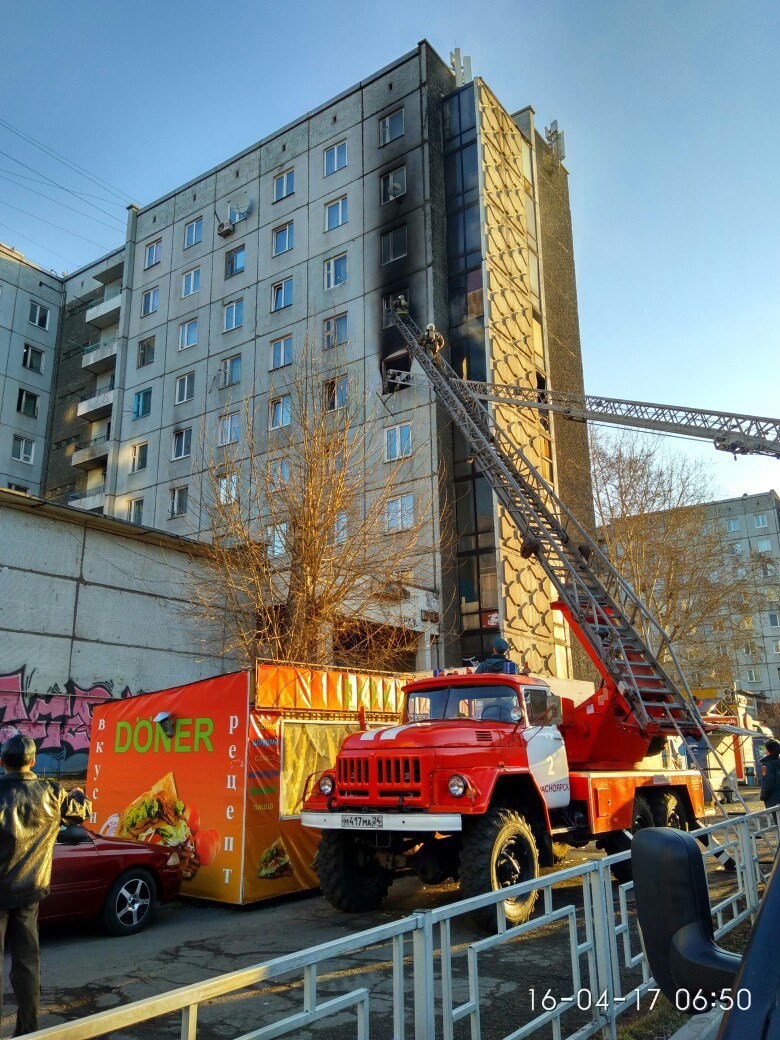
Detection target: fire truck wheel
<box><xmin>652</xmin><ymin>791</ymin><xmax>687</xmax><ymax>830</ymax></box>
<box><xmin>551</xmin><ymin>841</ymin><xmax>569</xmax><ymax>865</ymax></box>
<box><xmin>604</xmin><ymin>793</ymin><xmax>655</xmax><ymax>883</ymax></box>
<box><xmin>315</xmin><ymin>832</ymin><xmax>393</xmax><ymax>913</ymax></box>
<box><xmin>460</xmin><ymin>808</ymin><xmax>539</xmax><ymax>930</ymax></box>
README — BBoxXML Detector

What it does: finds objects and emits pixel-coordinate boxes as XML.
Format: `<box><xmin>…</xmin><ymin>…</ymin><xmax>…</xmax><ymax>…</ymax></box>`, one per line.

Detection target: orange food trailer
<box><xmin>86</xmin><ymin>664</ymin><xmax>404</xmax><ymax>904</ymax></box>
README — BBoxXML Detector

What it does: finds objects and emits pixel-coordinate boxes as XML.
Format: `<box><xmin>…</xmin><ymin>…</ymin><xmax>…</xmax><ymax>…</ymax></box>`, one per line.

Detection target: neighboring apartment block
<box><xmin>6</xmin><ymin>42</ymin><xmax>594</xmax><ymax>675</ymax></box>
<box><xmin>0</xmin><ymin>244</ymin><xmax>63</xmax><ymax>495</ymax></box>
<box><xmin>715</xmin><ymin>491</ymin><xmax>780</xmax><ymax>702</ymax></box>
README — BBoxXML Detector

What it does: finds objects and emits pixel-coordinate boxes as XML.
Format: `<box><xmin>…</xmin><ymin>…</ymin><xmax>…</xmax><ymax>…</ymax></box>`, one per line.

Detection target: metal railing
<box><xmin>83</xmin><ymin>338</ymin><xmax>118</xmax><ymax>355</ymax></box>
<box><xmin>25</xmin><ymin>808</ymin><xmax>780</xmax><ymax>1040</ymax></box>
<box><xmin>80</xmin><ymin>381</ymin><xmax>115</xmax><ymax>403</ymax></box>
<box><xmin>73</xmin><ymin>435</ymin><xmax>110</xmax><ymax>452</ymax></box>
<box><xmin>67</xmin><ymin>485</ymin><xmax>106</xmax><ymax>503</ymax></box>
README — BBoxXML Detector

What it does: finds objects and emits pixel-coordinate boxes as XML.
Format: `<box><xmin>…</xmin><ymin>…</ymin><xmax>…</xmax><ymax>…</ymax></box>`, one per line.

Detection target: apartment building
<box><xmin>0</xmin><ymin>244</ymin><xmax>63</xmax><ymax>495</ymax></box>
<box><xmin>32</xmin><ymin>41</ymin><xmax>592</xmax><ymax>674</ymax></box>
<box><xmin>715</xmin><ymin>491</ymin><xmax>780</xmax><ymax>702</ymax></box>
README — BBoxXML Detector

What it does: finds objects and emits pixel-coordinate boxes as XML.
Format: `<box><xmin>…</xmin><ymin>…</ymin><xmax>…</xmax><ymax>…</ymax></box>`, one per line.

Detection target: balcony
<box><xmin>82</xmin><ymin>337</ymin><xmax>118</xmax><ymax>373</ymax></box>
<box><xmin>68</xmin><ymin>484</ymin><xmax>106</xmax><ymax>512</ymax></box>
<box><xmin>71</xmin><ymin>436</ymin><xmax>112</xmax><ymax>470</ymax></box>
<box><xmin>86</xmin><ymin>284</ymin><xmax>122</xmax><ymax>329</ymax></box>
<box><xmin>77</xmin><ymin>383</ymin><xmax>115</xmax><ymax>420</ymax></box>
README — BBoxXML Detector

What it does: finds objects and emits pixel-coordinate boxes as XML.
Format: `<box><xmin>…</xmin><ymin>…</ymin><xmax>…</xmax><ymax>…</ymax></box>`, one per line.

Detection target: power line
<box><xmin>0</xmin><ymin>148</ymin><xmax>127</xmax><ymax>225</ymax></box>
<box><xmin>0</xmin><ymin>219</ymin><xmax>76</xmax><ymax>267</ymax></box>
<box><xmin>0</xmin><ymin>171</ymin><xmax>125</xmax><ymax>232</ymax></box>
<box><xmin>0</xmin><ymin>117</ymin><xmax>134</xmax><ymax>203</ymax></box>
<box><xmin>0</xmin><ymin>199</ymin><xmax>116</xmax><ymax>250</ymax></box>
<box><xmin>0</xmin><ymin>165</ymin><xmax>127</xmax><ymax>206</ymax></box>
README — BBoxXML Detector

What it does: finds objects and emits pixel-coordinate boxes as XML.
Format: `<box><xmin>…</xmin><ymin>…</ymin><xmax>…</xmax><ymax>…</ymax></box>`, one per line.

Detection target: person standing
<box><xmin>760</xmin><ymin>739</ymin><xmax>780</xmax><ymax>809</ymax></box>
<box><xmin>475</xmin><ymin>637</ymin><xmax>517</xmax><ymax>674</ymax></box>
<box><xmin>0</xmin><ymin>734</ymin><xmax>89</xmax><ymax>1036</ymax></box>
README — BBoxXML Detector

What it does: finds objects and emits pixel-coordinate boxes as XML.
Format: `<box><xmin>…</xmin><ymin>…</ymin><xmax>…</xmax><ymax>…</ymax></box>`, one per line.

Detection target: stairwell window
<box><xmin>184</xmin><ymin>217</ymin><xmax>202</xmax><ymax>248</ymax></box>
<box><xmin>225</xmin><ymin>245</ymin><xmax>245</xmax><ymax>279</ymax></box>
<box><xmin>220</xmin><ymin>354</ymin><xmax>241</xmax><ymax>388</ymax></box>
<box><xmin>324</xmin><ymin>375</ymin><xmax>347</xmax><ymax>412</ymax></box>
<box><xmin>273</xmin><ymin>169</ymin><xmax>294</xmax><ymax>202</ymax></box>
<box><xmin>182</xmin><ymin>268</ymin><xmax>200</xmax><ymax>297</ymax></box>
<box><xmin>272</xmin><ymin>278</ymin><xmax>292</xmax><ymax>311</ymax></box>
<box><xmin>137</xmin><ymin>336</ymin><xmax>155</xmax><ymax>368</ymax></box>
<box><xmin>11</xmin><ymin>435</ymin><xmax>34</xmax><ymax>464</ymax></box>
<box><xmin>16</xmin><ymin>389</ymin><xmax>38</xmax><ymax>419</ymax></box>
<box><xmin>386</xmin><ymin>493</ymin><xmax>413</xmax><ymax>532</ymax></box>
<box><xmin>174</xmin><ymin>372</ymin><xmax>194</xmax><ymax>405</ymax></box>
<box><xmin>28</xmin><ymin>301</ymin><xmax>49</xmax><ymax>330</ymax></box>
<box><xmin>379</xmin><ymin>109</ymin><xmax>404</xmax><ymax>146</ymax></box>
<box><xmin>273</xmin><ymin>222</ymin><xmax>294</xmax><ymax>256</ymax></box>
<box><xmin>324</xmin><ymin>141</ymin><xmax>347</xmax><ymax>176</ymax></box>
<box><xmin>133</xmin><ymin>388</ymin><xmax>152</xmax><ymax>419</ymax></box>
<box><xmin>172</xmin><ymin>427</ymin><xmax>192</xmax><ymax>460</ymax></box>
<box><xmin>381</xmin><ymin>226</ymin><xmax>407</xmax><ymax>265</ymax></box>
<box><xmin>144</xmin><ymin>239</ymin><xmax>162</xmax><ymax>269</ymax></box>
<box><xmin>324</xmin><ymin>254</ymin><xmax>347</xmax><ymax>290</ymax></box>
<box><xmin>224</xmin><ymin>298</ymin><xmax>243</xmax><ymax>331</ymax></box>
<box><xmin>178</xmin><ymin>318</ymin><xmax>198</xmax><ymax>349</ymax></box>
<box><xmin>169</xmin><ymin>486</ymin><xmax>188</xmax><ymax>518</ymax></box>
<box><xmin>218</xmin><ymin>412</ymin><xmax>240</xmax><ymax>446</ymax></box>
<box><xmin>141</xmin><ymin>287</ymin><xmax>159</xmax><ymax>316</ymax></box>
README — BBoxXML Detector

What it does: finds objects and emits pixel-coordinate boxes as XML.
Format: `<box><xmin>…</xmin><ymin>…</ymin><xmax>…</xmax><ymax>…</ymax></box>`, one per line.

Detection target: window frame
<box><xmin>144</xmin><ymin>239</ymin><xmax>162</xmax><ymax>269</ymax></box>
<box><xmin>382</xmin><ymin>288</ymin><xmax>409</xmax><ymax>328</ymax></box>
<box><xmin>271</xmin><ymin>277</ymin><xmax>293</xmax><ymax>312</ymax></box>
<box><xmin>379</xmin><ymin>108</ymin><xmax>405</xmax><ymax>147</ymax></box>
<box><xmin>128</xmin><ymin>498</ymin><xmax>144</xmax><ymax>524</ymax></box>
<box><xmin>325</xmin><ymin>196</ymin><xmax>348</xmax><ymax>231</ymax></box>
<box><xmin>218</xmin><ymin>412</ymin><xmax>240</xmax><ymax>447</ymax></box>
<box><xmin>271</xmin><ymin>335</ymin><xmax>292</xmax><ymax>371</ymax></box>
<box><xmin>220</xmin><ymin>353</ymin><xmax>241</xmax><ymax>388</ymax></box>
<box><xmin>184</xmin><ymin>217</ymin><xmax>203</xmax><ymax>249</ymax></box>
<box><xmin>178</xmin><ymin>317</ymin><xmax>198</xmax><ymax>350</ymax></box>
<box><xmin>174</xmin><ymin>372</ymin><xmax>195</xmax><ymax>406</ymax></box>
<box><xmin>272</xmin><ymin>221</ymin><xmax>294</xmax><ymax>256</ymax></box>
<box><xmin>130</xmin><ymin>441</ymin><xmax>148</xmax><ymax>473</ymax></box>
<box><xmin>381</xmin><ymin>225</ymin><xmax>408</xmax><ymax>265</ymax></box>
<box><xmin>169</xmin><ymin>485</ymin><xmax>189</xmax><ymax>519</ymax></box>
<box><xmin>324</xmin><ymin>374</ymin><xmax>348</xmax><ymax>412</ymax></box>
<box><xmin>324</xmin><ymin>140</ymin><xmax>347</xmax><ymax>177</ymax></box>
<box><xmin>172</xmin><ymin>427</ymin><xmax>193</xmax><ymax>461</ymax></box>
<box><xmin>273</xmin><ymin>169</ymin><xmax>294</xmax><ymax>202</ymax></box>
<box><xmin>182</xmin><ymin>267</ymin><xmax>200</xmax><ymax>297</ymax></box>
<box><xmin>28</xmin><ymin>301</ymin><xmax>49</xmax><ymax>330</ymax></box>
<box><xmin>324</xmin><ymin>253</ymin><xmax>347</xmax><ymax>290</ymax></box>
<box><xmin>323</xmin><ymin>313</ymin><xmax>347</xmax><ymax>350</ymax></box>
<box><xmin>267</xmin><ymin>522</ymin><xmax>287</xmax><ymax>558</ymax></box>
<box><xmin>218</xmin><ymin>472</ymin><xmax>239</xmax><ymax>504</ymax></box>
<box><xmin>385</xmin><ymin>422</ymin><xmax>412</xmax><ymax>462</ymax></box>
<box><xmin>726</xmin><ymin>517</ymin><xmax>740</xmax><ymax>533</ymax></box>
<box><xmin>386</xmin><ymin>493</ymin><xmax>414</xmax><ymax>533</ymax></box>
<box><xmin>755</xmin><ymin>514</ymin><xmax>768</xmax><ymax>529</ymax></box>
<box><xmin>22</xmin><ymin>343</ymin><xmax>44</xmax><ymax>374</ymax></box>
<box><xmin>16</xmin><ymin>388</ymin><xmax>39</xmax><ymax>419</ymax></box>
<box><xmin>269</xmin><ymin>395</ymin><xmax>291</xmax><ymax>430</ymax></box>
<box><xmin>223</xmin><ymin>297</ymin><xmax>244</xmax><ymax>332</ymax></box>
<box><xmin>141</xmin><ymin>287</ymin><xmax>159</xmax><ymax>317</ymax></box>
<box><xmin>11</xmin><ymin>435</ymin><xmax>34</xmax><ymax>465</ymax></box>
<box><xmin>225</xmin><ymin>244</ymin><xmax>246</xmax><ymax>279</ymax></box>
<box><xmin>380</xmin><ymin>165</ymin><xmax>407</xmax><ymax>205</ymax></box>
<box><xmin>132</xmin><ymin>387</ymin><xmax>152</xmax><ymax>419</ymax></box>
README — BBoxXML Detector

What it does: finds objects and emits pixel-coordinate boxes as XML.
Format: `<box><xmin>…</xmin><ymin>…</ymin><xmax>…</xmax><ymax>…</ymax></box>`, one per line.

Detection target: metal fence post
<box><xmin>736</xmin><ymin>816</ymin><xmax>760</xmax><ymax>912</ymax></box>
<box><xmin>412</xmin><ymin>911</ymin><xmax>435</xmax><ymax>1040</ymax></box>
<box><xmin>588</xmin><ymin>861</ymin><xmax>618</xmax><ymax>1040</ymax></box>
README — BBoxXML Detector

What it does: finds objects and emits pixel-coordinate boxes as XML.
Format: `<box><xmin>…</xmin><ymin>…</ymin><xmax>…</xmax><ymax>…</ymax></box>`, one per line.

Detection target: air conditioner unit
<box><xmin>217</xmin><ymin>220</ymin><xmax>235</xmax><ymax>238</ymax></box>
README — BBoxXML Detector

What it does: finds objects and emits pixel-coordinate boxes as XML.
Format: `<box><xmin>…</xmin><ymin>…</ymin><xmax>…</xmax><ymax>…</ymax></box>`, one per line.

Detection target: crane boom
<box><xmin>387</xmin><ymin>302</ymin><xmax>747</xmax><ymax>813</ymax></box>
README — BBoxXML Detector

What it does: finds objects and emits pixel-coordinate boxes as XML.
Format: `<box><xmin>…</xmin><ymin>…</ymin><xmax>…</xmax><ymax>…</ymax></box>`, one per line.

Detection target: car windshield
<box><xmin>406</xmin><ymin>685</ymin><xmax>522</xmax><ymax>723</ymax></box>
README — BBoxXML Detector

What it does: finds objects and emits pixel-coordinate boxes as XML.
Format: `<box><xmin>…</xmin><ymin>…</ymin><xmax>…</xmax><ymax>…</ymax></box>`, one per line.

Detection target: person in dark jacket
<box><xmin>0</xmin><ymin>734</ymin><xmax>89</xmax><ymax>1036</ymax></box>
<box><xmin>475</xmin><ymin>637</ymin><xmax>516</xmax><ymax>674</ymax></box>
<box><xmin>760</xmin><ymin>739</ymin><xmax>780</xmax><ymax>809</ymax></box>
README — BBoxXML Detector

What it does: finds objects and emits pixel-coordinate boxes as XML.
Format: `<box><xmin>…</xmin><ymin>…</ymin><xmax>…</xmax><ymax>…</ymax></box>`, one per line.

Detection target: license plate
<box><xmin>341</xmin><ymin>814</ymin><xmax>383</xmax><ymax>830</ymax></box>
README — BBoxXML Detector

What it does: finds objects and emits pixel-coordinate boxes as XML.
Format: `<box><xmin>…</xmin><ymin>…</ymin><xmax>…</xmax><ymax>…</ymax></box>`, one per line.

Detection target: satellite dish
<box><xmin>233</xmin><ymin>190</ymin><xmax>251</xmax><ymax>215</ymax></box>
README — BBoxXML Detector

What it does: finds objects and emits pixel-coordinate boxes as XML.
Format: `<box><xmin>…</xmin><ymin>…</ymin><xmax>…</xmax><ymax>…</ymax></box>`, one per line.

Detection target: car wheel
<box><xmin>315</xmin><ymin>832</ymin><xmax>393</xmax><ymax>913</ymax></box>
<box><xmin>460</xmin><ymin>807</ymin><xmax>540</xmax><ymax>931</ymax></box>
<box><xmin>101</xmin><ymin>868</ymin><xmax>155</xmax><ymax>936</ymax></box>
<box><xmin>603</xmin><ymin>793</ymin><xmax>655</xmax><ymax>884</ymax></box>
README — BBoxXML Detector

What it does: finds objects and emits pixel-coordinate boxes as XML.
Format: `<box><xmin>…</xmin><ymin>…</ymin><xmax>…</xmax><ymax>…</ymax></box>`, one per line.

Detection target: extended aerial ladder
<box><xmin>387</xmin><ymin>304</ymin><xmax>776</xmax><ymax>817</ymax></box>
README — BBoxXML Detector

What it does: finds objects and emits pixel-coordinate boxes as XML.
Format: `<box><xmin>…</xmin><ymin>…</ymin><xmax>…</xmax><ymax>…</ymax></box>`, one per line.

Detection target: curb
<box><xmin>669</xmin><ymin>1008</ymin><xmax>723</xmax><ymax>1040</ymax></box>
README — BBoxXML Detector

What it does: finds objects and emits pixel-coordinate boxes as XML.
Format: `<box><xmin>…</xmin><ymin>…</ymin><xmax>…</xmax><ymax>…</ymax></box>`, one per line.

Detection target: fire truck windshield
<box><xmin>406</xmin><ymin>685</ymin><xmax>523</xmax><ymax>724</ymax></box>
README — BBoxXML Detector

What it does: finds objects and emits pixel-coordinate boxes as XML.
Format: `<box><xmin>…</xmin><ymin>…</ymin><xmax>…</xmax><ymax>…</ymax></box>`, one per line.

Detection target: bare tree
<box><xmin>591</xmin><ymin>430</ymin><xmax>762</xmax><ymax>687</ymax></box>
<box><xmin>181</xmin><ymin>329</ymin><xmax>443</xmax><ymax>672</ymax></box>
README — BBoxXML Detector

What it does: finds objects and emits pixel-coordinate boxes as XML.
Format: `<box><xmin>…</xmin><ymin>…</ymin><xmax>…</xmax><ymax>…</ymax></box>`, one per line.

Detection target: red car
<box><xmin>40</xmin><ymin>824</ymin><xmax>183</xmax><ymax>936</ymax></box>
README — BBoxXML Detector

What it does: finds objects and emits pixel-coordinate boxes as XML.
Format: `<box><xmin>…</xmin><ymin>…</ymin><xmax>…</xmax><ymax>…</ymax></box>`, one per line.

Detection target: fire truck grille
<box><xmin>336</xmin><ymin>755</ymin><xmax>424</xmax><ymax>800</ymax></box>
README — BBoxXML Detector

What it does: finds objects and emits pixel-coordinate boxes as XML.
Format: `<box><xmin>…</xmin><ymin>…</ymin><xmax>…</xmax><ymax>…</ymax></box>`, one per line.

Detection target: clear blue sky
<box><xmin>1</xmin><ymin>0</ymin><xmax>777</xmax><ymax>499</ymax></box>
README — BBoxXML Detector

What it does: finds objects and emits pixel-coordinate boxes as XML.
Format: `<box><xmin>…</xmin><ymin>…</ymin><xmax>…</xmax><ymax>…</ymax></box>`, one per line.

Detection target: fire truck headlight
<box><xmin>319</xmin><ymin>775</ymin><xmax>335</xmax><ymax>796</ymax></box>
<box><xmin>448</xmin><ymin>774</ymin><xmax>467</xmax><ymax>798</ymax></box>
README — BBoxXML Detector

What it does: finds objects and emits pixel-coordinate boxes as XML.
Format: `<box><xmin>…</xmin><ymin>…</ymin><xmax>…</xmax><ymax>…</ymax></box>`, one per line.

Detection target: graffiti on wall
<box><xmin>0</xmin><ymin>667</ymin><xmax>142</xmax><ymax>776</ymax></box>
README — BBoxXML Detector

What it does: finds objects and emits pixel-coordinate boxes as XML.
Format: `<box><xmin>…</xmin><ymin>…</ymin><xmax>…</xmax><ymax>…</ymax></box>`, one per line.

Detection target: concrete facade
<box><xmin>0</xmin><ymin>244</ymin><xmax>63</xmax><ymax>495</ymax></box>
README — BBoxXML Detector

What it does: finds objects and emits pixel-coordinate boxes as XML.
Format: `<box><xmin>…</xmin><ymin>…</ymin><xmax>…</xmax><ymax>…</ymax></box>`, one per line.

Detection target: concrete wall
<box><xmin>0</xmin><ymin>491</ymin><xmax>237</xmax><ymax>767</ymax></box>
